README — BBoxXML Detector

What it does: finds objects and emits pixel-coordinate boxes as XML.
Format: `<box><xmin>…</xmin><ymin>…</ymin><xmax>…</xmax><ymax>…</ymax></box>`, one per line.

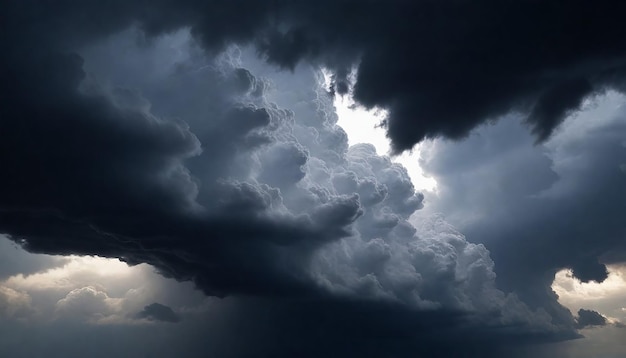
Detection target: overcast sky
<box><xmin>2</xmin><ymin>1</ymin><xmax>626</xmax><ymax>357</ymax></box>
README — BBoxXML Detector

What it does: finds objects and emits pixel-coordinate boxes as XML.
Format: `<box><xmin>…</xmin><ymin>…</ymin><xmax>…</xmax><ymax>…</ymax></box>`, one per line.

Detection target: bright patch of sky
<box><xmin>0</xmin><ymin>236</ymin><xmax>207</xmax><ymax>324</ymax></box>
<box><xmin>322</xmin><ymin>69</ymin><xmax>437</xmax><ymax>192</ymax></box>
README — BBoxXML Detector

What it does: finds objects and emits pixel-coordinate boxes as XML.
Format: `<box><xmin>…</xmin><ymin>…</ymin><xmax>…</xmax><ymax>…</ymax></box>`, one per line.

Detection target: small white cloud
<box><xmin>55</xmin><ymin>286</ymin><xmax>121</xmax><ymax>322</ymax></box>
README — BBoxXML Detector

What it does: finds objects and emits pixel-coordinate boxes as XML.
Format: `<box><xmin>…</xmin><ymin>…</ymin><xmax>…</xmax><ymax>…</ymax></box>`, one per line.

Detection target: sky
<box><xmin>2</xmin><ymin>1</ymin><xmax>626</xmax><ymax>357</ymax></box>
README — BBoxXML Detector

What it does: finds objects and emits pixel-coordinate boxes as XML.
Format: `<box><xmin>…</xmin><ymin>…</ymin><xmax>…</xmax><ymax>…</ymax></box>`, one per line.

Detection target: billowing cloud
<box><xmin>2</xmin><ymin>26</ymin><xmax>475</xmax><ymax>313</ymax></box>
<box><xmin>0</xmin><ymin>24</ymin><xmax>564</xmax><ymax>354</ymax></box>
<box><xmin>55</xmin><ymin>286</ymin><xmax>120</xmax><ymax>322</ymax></box>
<box><xmin>419</xmin><ymin>92</ymin><xmax>626</xmax><ymax>333</ymax></box>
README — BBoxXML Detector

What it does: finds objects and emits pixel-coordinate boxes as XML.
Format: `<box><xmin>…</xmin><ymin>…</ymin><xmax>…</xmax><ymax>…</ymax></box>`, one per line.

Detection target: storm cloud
<box><xmin>419</xmin><ymin>91</ymin><xmax>626</xmax><ymax>332</ymax></box>
<box><xmin>2</xmin><ymin>1</ymin><xmax>625</xmax><ymax>356</ymax></box>
<box><xmin>576</xmin><ymin>309</ymin><xmax>607</xmax><ymax>329</ymax></box>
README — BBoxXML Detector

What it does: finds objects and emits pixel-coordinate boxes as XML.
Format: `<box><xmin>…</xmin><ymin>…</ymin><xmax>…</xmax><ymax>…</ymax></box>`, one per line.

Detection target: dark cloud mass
<box><xmin>1</xmin><ymin>1</ymin><xmax>625</xmax><ymax>357</ymax></box>
<box><xmin>576</xmin><ymin>309</ymin><xmax>607</xmax><ymax>329</ymax></box>
<box><xmin>419</xmin><ymin>92</ymin><xmax>626</xmax><ymax>334</ymax></box>
<box><xmin>5</xmin><ymin>1</ymin><xmax>626</xmax><ymax>152</ymax></box>
<box><xmin>136</xmin><ymin>303</ymin><xmax>180</xmax><ymax>323</ymax></box>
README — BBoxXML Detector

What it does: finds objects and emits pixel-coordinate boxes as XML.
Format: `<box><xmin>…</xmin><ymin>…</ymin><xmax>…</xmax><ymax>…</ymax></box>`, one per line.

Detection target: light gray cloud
<box><xmin>55</xmin><ymin>286</ymin><xmax>119</xmax><ymax>322</ymax></box>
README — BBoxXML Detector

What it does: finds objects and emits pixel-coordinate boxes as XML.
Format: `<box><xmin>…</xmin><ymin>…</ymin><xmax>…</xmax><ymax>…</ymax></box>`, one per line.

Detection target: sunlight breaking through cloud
<box><xmin>553</xmin><ymin>265</ymin><xmax>626</xmax><ymax>324</ymax></box>
<box><xmin>321</xmin><ymin>68</ymin><xmax>437</xmax><ymax>192</ymax></box>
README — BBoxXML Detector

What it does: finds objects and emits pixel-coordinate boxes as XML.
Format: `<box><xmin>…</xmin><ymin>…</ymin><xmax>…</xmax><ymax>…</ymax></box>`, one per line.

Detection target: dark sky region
<box><xmin>1</xmin><ymin>1</ymin><xmax>626</xmax><ymax>357</ymax></box>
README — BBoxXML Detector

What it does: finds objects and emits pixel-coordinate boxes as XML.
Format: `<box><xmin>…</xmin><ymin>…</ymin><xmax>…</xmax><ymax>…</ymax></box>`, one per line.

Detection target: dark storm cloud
<box><xmin>419</xmin><ymin>94</ymin><xmax>626</xmax><ymax>329</ymax></box>
<box><xmin>576</xmin><ymin>309</ymin><xmax>607</xmax><ymax>329</ymax></box>
<box><xmin>266</xmin><ymin>1</ymin><xmax>626</xmax><ymax>152</ymax></box>
<box><xmin>0</xmin><ymin>32</ymin><xmax>353</xmax><ymax>298</ymax></box>
<box><xmin>6</xmin><ymin>1</ymin><xmax>626</xmax><ymax>152</ymax></box>
<box><xmin>136</xmin><ymin>303</ymin><xmax>180</xmax><ymax>323</ymax></box>
<box><xmin>0</xmin><ymin>22</ymin><xmax>427</xmax><ymax>308</ymax></box>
